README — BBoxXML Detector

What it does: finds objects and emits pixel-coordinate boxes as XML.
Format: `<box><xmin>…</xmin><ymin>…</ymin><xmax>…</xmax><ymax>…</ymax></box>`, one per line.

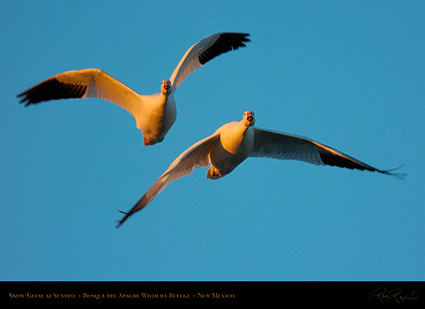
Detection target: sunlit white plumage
<box><xmin>17</xmin><ymin>32</ymin><xmax>250</xmax><ymax>146</ymax></box>
<box><xmin>116</xmin><ymin>111</ymin><xmax>406</xmax><ymax>227</ymax></box>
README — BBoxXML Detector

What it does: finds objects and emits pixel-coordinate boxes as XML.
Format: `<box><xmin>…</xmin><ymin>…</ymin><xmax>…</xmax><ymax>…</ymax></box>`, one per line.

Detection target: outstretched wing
<box><xmin>251</xmin><ymin>128</ymin><xmax>406</xmax><ymax>178</ymax></box>
<box><xmin>17</xmin><ymin>69</ymin><xmax>143</xmax><ymax>120</ymax></box>
<box><xmin>169</xmin><ymin>32</ymin><xmax>250</xmax><ymax>90</ymax></box>
<box><xmin>116</xmin><ymin>131</ymin><xmax>221</xmax><ymax>227</ymax></box>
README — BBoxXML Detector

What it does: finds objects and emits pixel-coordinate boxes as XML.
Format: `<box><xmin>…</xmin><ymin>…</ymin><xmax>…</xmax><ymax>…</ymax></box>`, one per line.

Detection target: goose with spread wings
<box><xmin>116</xmin><ymin>111</ymin><xmax>406</xmax><ymax>227</ymax></box>
<box><xmin>17</xmin><ymin>32</ymin><xmax>250</xmax><ymax>146</ymax></box>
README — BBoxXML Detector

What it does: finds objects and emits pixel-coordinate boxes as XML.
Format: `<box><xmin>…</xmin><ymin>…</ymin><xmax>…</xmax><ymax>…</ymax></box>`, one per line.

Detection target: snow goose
<box><xmin>17</xmin><ymin>32</ymin><xmax>250</xmax><ymax>146</ymax></box>
<box><xmin>116</xmin><ymin>111</ymin><xmax>406</xmax><ymax>227</ymax></box>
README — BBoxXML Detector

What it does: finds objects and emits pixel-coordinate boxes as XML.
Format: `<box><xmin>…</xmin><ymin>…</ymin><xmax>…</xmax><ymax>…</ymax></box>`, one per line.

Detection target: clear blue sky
<box><xmin>1</xmin><ymin>1</ymin><xmax>424</xmax><ymax>281</ymax></box>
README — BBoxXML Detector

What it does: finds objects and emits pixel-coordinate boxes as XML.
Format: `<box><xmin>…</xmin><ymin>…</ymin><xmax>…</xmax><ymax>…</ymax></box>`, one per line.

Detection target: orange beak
<box><xmin>246</xmin><ymin>112</ymin><xmax>253</xmax><ymax>122</ymax></box>
<box><xmin>163</xmin><ymin>81</ymin><xmax>170</xmax><ymax>91</ymax></box>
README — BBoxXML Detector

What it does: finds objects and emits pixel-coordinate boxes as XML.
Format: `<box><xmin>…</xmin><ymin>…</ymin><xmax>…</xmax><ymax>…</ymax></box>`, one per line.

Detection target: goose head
<box><xmin>161</xmin><ymin>80</ymin><xmax>172</xmax><ymax>95</ymax></box>
<box><xmin>242</xmin><ymin>111</ymin><xmax>255</xmax><ymax>127</ymax></box>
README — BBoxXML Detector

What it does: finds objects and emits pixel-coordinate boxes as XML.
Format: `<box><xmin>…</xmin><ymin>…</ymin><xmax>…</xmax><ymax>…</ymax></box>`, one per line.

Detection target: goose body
<box><xmin>17</xmin><ymin>32</ymin><xmax>250</xmax><ymax>145</ymax></box>
<box><xmin>116</xmin><ymin>111</ymin><xmax>405</xmax><ymax>227</ymax></box>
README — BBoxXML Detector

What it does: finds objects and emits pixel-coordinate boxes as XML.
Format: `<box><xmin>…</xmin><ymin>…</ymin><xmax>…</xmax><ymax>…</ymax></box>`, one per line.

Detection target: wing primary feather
<box><xmin>251</xmin><ymin>128</ymin><xmax>406</xmax><ymax>179</ymax></box>
<box><xmin>170</xmin><ymin>32</ymin><xmax>250</xmax><ymax>89</ymax></box>
<box><xmin>198</xmin><ymin>32</ymin><xmax>251</xmax><ymax>65</ymax></box>
<box><xmin>314</xmin><ymin>142</ymin><xmax>407</xmax><ymax>179</ymax></box>
<box><xmin>380</xmin><ymin>164</ymin><xmax>407</xmax><ymax>179</ymax></box>
<box><xmin>115</xmin><ymin>193</ymin><xmax>155</xmax><ymax>228</ymax></box>
<box><xmin>17</xmin><ymin>77</ymin><xmax>87</xmax><ymax>106</ymax></box>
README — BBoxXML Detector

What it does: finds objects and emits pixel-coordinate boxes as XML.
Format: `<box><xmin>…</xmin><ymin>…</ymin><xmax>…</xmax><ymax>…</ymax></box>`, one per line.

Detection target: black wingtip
<box><xmin>198</xmin><ymin>32</ymin><xmax>252</xmax><ymax>65</ymax></box>
<box><xmin>236</xmin><ymin>32</ymin><xmax>251</xmax><ymax>41</ymax></box>
<box><xmin>382</xmin><ymin>164</ymin><xmax>407</xmax><ymax>180</ymax></box>
<box><xmin>115</xmin><ymin>210</ymin><xmax>128</xmax><ymax>228</ymax></box>
<box><xmin>16</xmin><ymin>78</ymin><xmax>88</xmax><ymax>106</ymax></box>
<box><xmin>114</xmin><ymin>194</ymin><xmax>154</xmax><ymax>229</ymax></box>
<box><xmin>17</xmin><ymin>92</ymin><xmax>30</xmax><ymax>106</ymax></box>
<box><xmin>115</xmin><ymin>219</ymin><xmax>125</xmax><ymax>229</ymax></box>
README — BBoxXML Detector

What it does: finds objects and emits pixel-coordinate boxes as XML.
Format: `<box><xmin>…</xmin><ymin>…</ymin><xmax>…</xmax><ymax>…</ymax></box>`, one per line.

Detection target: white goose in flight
<box><xmin>116</xmin><ymin>111</ymin><xmax>406</xmax><ymax>227</ymax></box>
<box><xmin>17</xmin><ymin>32</ymin><xmax>250</xmax><ymax>146</ymax></box>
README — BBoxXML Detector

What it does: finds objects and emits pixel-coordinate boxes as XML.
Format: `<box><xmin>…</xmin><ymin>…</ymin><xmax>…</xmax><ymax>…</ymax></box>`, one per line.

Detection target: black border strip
<box><xmin>2</xmin><ymin>281</ymin><xmax>424</xmax><ymax>305</ymax></box>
